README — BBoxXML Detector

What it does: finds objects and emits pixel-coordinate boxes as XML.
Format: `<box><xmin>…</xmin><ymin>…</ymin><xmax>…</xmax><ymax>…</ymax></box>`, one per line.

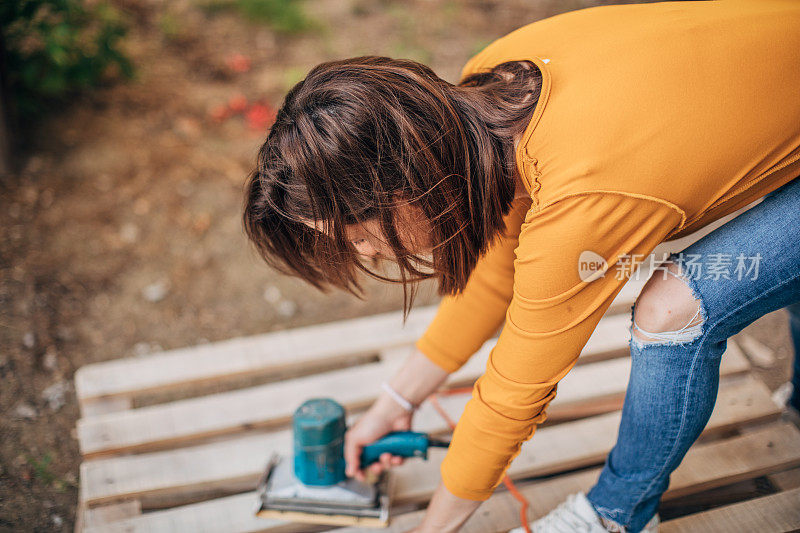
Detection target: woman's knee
<box><xmin>632</xmin><ymin>261</ymin><xmax>706</xmax><ymax>346</ymax></box>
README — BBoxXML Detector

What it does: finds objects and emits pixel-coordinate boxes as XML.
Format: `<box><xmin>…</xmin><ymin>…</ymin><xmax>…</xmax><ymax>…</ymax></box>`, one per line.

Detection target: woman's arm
<box><xmin>388</xmin><ymin>348</ymin><xmax>451</xmax><ymax>406</ymax></box>
<box><xmin>412</xmin><ymin>482</ymin><xmax>482</xmax><ymax>533</ymax></box>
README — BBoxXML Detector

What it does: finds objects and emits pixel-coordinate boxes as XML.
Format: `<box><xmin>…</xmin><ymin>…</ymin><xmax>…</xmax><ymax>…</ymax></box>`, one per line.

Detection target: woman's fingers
<box><xmin>354</xmin><ymin>469</ymin><xmax>366</xmax><ymax>482</ymax></box>
<box><xmin>364</xmin><ymin>452</ymin><xmax>403</xmax><ymax>477</ymax></box>
<box><xmin>343</xmin><ymin>433</ymin><xmax>362</xmax><ymax>479</ymax></box>
<box><xmin>379</xmin><ymin>452</ymin><xmax>393</xmax><ymax>471</ymax></box>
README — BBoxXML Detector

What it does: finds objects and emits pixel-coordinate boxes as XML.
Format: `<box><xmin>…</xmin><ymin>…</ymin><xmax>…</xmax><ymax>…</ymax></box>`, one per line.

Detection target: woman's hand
<box><xmin>345</xmin><ymin>348</ymin><xmax>451</xmax><ymax>480</ymax></box>
<box><xmin>344</xmin><ymin>392</ymin><xmax>414</xmax><ymax>481</ymax></box>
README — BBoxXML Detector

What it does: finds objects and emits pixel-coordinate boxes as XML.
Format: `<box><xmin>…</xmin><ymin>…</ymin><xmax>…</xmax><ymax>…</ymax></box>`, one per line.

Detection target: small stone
<box><xmin>24</xmin><ymin>156</ymin><xmax>44</xmax><ymax>174</ymax></box>
<box><xmin>133</xmin><ymin>342</ymin><xmax>163</xmax><ymax>357</ymax></box>
<box><xmin>263</xmin><ymin>285</ymin><xmax>282</xmax><ymax>304</ymax></box>
<box><xmin>40</xmin><ymin>188</ymin><xmax>54</xmax><ymax>208</ymax></box>
<box><xmin>119</xmin><ymin>223</ymin><xmax>139</xmax><ymax>244</ymax></box>
<box><xmin>41</xmin><ymin>380</ymin><xmax>70</xmax><ymax>411</ymax></box>
<box><xmin>23</xmin><ymin>331</ymin><xmax>35</xmax><ymax>349</ymax></box>
<box><xmin>277</xmin><ymin>300</ymin><xmax>297</xmax><ymax>318</ymax></box>
<box><xmin>175</xmin><ymin>116</ymin><xmax>201</xmax><ymax>139</ymax></box>
<box><xmin>23</xmin><ymin>186</ymin><xmax>39</xmax><ymax>204</ymax></box>
<box><xmin>192</xmin><ymin>213</ymin><xmax>211</xmax><ymax>234</ymax></box>
<box><xmin>142</xmin><ymin>280</ymin><xmax>170</xmax><ymax>302</ymax></box>
<box><xmin>56</xmin><ymin>326</ymin><xmax>75</xmax><ymax>341</ymax></box>
<box><xmin>10</xmin><ymin>224</ymin><xmax>23</xmax><ymax>241</ymax></box>
<box><xmin>51</xmin><ymin>514</ymin><xmax>63</xmax><ymax>527</ymax></box>
<box><xmin>133</xmin><ymin>342</ymin><xmax>151</xmax><ymax>356</ymax></box>
<box><xmin>42</xmin><ymin>347</ymin><xmax>58</xmax><ymax>372</ymax></box>
<box><xmin>14</xmin><ymin>402</ymin><xmax>37</xmax><ymax>419</ymax></box>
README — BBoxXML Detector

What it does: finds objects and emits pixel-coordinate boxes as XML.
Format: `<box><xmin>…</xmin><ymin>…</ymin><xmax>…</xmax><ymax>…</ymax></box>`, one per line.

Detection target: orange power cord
<box><xmin>427</xmin><ymin>387</ymin><xmax>532</xmax><ymax>533</ymax></box>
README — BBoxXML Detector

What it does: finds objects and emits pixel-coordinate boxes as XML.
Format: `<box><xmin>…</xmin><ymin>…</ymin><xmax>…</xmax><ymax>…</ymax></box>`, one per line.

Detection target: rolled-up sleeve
<box><xmin>440</xmin><ymin>192</ymin><xmax>684</xmax><ymax>500</ymax></box>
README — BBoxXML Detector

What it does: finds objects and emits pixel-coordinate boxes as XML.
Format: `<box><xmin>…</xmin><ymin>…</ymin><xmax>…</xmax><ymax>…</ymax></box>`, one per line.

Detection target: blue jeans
<box><xmin>586</xmin><ymin>175</ymin><xmax>800</xmax><ymax>532</ymax></box>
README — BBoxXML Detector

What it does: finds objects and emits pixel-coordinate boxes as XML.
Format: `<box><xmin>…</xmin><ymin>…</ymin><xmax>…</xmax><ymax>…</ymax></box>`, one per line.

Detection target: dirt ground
<box><xmin>0</xmin><ymin>0</ymin><xmax>795</xmax><ymax>531</ymax></box>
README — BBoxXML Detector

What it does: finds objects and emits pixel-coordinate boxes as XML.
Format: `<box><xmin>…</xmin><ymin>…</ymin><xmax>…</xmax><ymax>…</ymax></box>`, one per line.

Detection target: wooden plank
<box><xmin>76</xmin><ymin>347</ymin><xmax>489</xmax><ymax>457</ymax></box>
<box><xmin>83</xmin><ymin>501</ymin><xmax>142</xmax><ymax>529</ymax></box>
<box><xmin>77</xmin><ymin>357</ymin><xmax>400</xmax><ymax>457</ymax></box>
<box><xmin>343</xmin><ymin>422</ymin><xmax>800</xmax><ymax>533</ymax></box>
<box><xmin>75</xmin><ymin>307</ymin><xmax>436</xmax><ymax>405</ymax></box>
<box><xmin>76</xmin><ymin>329</ymin><xmax>748</xmax><ymax>458</ymax></box>
<box><xmin>662</xmin><ymin>423</ymin><xmax>800</xmax><ymax>501</ymax></box>
<box><xmin>75</xmin><ymin>281</ymin><xmax>645</xmax><ymax>410</ymax></box>
<box><xmin>737</xmin><ymin>334</ymin><xmax>776</xmax><ymax>368</ymax></box>
<box><xmin>83</xmin><ymin>491</ymin><xmax>294</xmax><ymax>533</ymax></box>
<box><xmin>380</xmin><ymin>312</ymin><xmax>633</xmax><ymax>365</ymax></box>
<box><xmin>74</xmin><ymin>501</ymin><xmax>85</xmax><ymax>533</ymax></box>
<box><xmin>660</xmin><ymin>488</ymin><xmax>800</xmax><ymax>533</ymax></box>
<box><xmin>80</xmin><ymin>397</ymin><xmax>133</xmax><ymax>418</ymax></box>
<box><xmin>83</xmin><ymin>422</ymin><xmax>800</xmax><ymax>533</ymax></box>
<box><xmin>80</xmin><ymin>374</ymin><xmax>772</xmax><ymax>509</ymax></box>
<box><xmin>769</xmin><ymin>467</ymin><xmax>800</xmax><ymax>491</ymax></box>
<box><xmin>659</xmin><ymin>477</ymin><xmax>771</xmax><ymax>513</ymax></box>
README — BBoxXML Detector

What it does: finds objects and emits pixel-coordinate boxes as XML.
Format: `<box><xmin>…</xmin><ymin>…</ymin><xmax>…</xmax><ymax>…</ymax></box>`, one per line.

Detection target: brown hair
<box><xmin>243</xmin><ymin>55</ymin><xmax>541</xmax><ymax>315</ymax></box>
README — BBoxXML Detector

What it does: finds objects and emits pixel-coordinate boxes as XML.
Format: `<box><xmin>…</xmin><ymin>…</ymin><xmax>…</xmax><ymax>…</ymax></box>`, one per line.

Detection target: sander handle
<box><xmin>360</xmin><ymin>431</ymin><xmax>445</xmax><ymax>467</ymax></box>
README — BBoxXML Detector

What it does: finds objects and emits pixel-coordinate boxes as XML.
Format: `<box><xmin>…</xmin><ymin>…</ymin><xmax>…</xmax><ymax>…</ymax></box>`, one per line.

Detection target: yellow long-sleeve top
<box><xmin>416</xmin><ymin>0</ymin><xmax>800</xmax><ymax>501</ymax></box>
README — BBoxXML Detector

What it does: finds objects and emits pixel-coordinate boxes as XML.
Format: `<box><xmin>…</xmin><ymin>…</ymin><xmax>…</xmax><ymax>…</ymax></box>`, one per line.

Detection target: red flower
<box><xmin>210</xmin><ymin>104</ymin><xmax>231</xmax><ymax>122</ymax></box>
<box><xmin>226</xmin><ymin>53</ymin><xmax>252</xmax><ymax>73</ymax></box>
<box><xmin>246</xmin><ymin>103</ymin><xmax>277</xmax><ymax>131</ymax></box>
<box><xmin>228</xmin><ymin>94</ymin><xmax>248</xmax><ymax>114</ymax></box>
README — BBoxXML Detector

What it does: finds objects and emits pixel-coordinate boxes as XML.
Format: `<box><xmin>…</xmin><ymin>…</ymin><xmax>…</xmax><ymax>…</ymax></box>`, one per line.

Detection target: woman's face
<box><xmin>301</xmin><ymin>202</ymin><xmax>433</xmax><ymax>260</ymax></box>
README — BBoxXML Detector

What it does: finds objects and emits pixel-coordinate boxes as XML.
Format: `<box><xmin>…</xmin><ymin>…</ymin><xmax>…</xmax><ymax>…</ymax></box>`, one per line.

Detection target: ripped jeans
<box><xmin>586</xmin><ymin>175</ymin><xmax>800</xmax><ymax>533</ymax></box>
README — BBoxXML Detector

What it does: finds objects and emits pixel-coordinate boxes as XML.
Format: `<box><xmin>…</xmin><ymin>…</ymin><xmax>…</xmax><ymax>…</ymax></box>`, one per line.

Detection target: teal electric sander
<box><xmin>255</xmin><ymin>398</ymin><xmax>449</xmax><ymax>527</ymax></box>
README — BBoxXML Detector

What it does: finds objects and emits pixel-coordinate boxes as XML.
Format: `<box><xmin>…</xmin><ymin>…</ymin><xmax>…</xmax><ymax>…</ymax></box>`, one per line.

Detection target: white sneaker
<box><xmin>508</xmin><ymin>492</ymin><xmax>660</xmax><ymax>533</ymax></box>
<box><xmin>772</xmin><ymin>381</ymin><xmax>793</xmax><ymax>407</ymax></box>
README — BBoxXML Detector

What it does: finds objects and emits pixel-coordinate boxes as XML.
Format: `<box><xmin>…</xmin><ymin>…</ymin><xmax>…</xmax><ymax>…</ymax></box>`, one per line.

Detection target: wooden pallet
<box><xmin>73</xmin><ymin>266</ymin><xmax>800</xmax><ymax>532</ymax></box>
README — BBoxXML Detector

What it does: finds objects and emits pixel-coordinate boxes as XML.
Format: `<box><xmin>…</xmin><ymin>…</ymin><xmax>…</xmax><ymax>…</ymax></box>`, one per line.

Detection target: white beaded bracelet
<box><xmin>381</xmin><ymin>381</ymin><xmax>415</xmax><ymax>412</ymax></box>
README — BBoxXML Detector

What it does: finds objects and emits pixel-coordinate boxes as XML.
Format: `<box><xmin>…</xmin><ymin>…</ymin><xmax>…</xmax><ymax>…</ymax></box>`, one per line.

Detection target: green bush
<box><xmin>1</xmin><ymin>0</ymin><xmax>134</xmax><ymax>120</ymax></box>
<box><xmin>202</xmin><ymin>0</ymin><xmax>314</xmax><ymax>34</ymax></box>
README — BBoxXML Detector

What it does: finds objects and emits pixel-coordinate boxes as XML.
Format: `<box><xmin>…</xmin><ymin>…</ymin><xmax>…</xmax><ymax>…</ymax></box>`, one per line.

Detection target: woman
<box><xmin>243</xmin><ymin>1</ymin><xmax>800</xmax><ymax>532</ymax></box>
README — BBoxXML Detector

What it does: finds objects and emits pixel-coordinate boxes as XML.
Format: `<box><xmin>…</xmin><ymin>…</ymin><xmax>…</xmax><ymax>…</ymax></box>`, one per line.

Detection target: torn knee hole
<box><xmin>631</xmin><ymin>261</ymin><xmax>705</xmax><ymax>345</ymax></box>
